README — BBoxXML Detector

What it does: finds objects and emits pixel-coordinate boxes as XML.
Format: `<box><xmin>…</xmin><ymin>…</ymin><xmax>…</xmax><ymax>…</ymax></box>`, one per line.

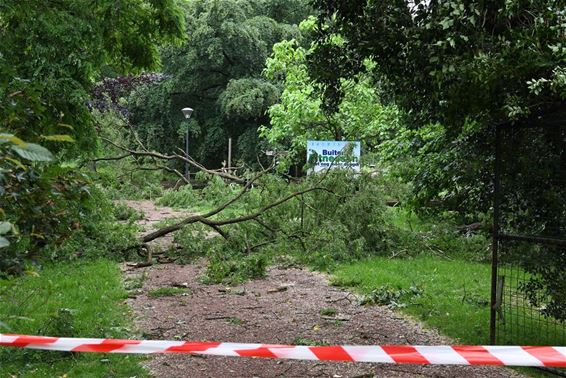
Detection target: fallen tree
<box><xmin>96</xmin><ymin>135</ymin><xmax>392</xmax><ymax>283</ymax></box>
<box><xmin>96</xmin><ymin>139</ymin><xmax>337</xmax><ymax>253</ymax></box>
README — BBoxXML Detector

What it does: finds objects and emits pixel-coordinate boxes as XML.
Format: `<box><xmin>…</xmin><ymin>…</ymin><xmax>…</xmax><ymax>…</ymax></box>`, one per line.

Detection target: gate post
<box><xmin>490</xmin><ymin>123</ymin><xmax>502</xmax><ymax>345</ymax></box>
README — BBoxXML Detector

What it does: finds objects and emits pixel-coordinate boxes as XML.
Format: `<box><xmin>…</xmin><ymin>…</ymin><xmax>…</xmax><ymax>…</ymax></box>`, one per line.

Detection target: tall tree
<box><xmin>261</xmin><ymin>23</ymin><xmax>402</xmax><ymax>171</ymax></box>
<box><xmin>128</xmin><ymin>0</ymin><xmax>310</xmax><ymax>167</ymax></box>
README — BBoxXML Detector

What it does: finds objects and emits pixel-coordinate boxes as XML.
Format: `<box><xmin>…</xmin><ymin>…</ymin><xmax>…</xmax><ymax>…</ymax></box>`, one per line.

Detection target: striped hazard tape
<box><xmin>0</xmin><ymin>334</ymin><xmax>565</xmax><ymax>367</ymax></box>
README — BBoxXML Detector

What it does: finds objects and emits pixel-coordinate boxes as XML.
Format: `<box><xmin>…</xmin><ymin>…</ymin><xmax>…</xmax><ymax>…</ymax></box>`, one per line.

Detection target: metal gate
<box><xmin>490</xmin><ymin>110</ymin><xmax>566</xmax><ymax>347</ymax></box>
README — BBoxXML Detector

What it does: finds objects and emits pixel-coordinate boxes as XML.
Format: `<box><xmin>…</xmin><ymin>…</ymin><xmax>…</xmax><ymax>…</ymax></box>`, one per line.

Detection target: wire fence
<box><xmin>491</xmin><ymin>111</ymin><xmax>566</xmax><ymax>352</ymax></box>
<box><xmin>496</xmin><ymin>241</ymin><xmax>566</xmax><ymax>346</ymax></box>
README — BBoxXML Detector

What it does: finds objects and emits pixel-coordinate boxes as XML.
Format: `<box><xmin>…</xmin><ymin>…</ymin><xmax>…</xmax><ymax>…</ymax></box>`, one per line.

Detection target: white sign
<box><xmin>307</xmin><ymin>140</ymin><xmax>361</xmax><ymax>173</ymax></box>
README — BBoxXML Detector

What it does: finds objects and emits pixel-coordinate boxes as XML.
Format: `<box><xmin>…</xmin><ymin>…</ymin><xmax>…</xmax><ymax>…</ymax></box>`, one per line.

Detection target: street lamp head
<box><xmin>181</xmin><ymin>107</ymin><xmax>193</xmax><ymax>119</ymax></box>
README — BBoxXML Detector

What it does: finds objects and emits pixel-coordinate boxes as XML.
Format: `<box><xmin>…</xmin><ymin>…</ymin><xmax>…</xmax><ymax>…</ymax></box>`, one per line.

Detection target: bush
<box><xmin>96</xmin><ymin>165</ymin><xmax>164</xmax><ymax>200</ymax></box>
<box><xmin>43</xmin><ymin>220</ymin><xmax>139</xmax><ymax>263</ymax></box>
<box><xmin>1</xmin><ymin>163</ymin><xmax>108</xmax><ymax>274</ymax></box>
<box><xmin>203</xmin><ymin>250</ymin><xmax>268</xmax><ymax>284</ymax></box>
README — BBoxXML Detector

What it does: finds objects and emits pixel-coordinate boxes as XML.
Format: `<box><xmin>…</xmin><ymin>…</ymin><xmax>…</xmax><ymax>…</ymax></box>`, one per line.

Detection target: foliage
<box><xmin>310</xmin><ymin>1</ymin><xmax>565</xmax><ymax>320</ymax></box>
<box><xmin>2</xmin><ymin>164</ymin><xmax>100</xmax><ymax>272</ymax></box>
<box><xmin>113</xmin><ymin>202</ymin><xmax>145</xmax><ymax>222</ymax></box>
<box><xmin>512</xmin><ymin>242</ymin><xmax>566</xmax><ymax>321</ymax></box>
<box><xmin>164</xmin><ymin>170</ymin><xmax>494</xmax><ymax>284</ymax></box>
<box><xmin>28</xmin><ymin>197</ymin><xmax>140</xmax><ymax>265</ymax></box>
<box><xmin>90</xmin><ymin>73</ymin><xmax>165</xmax><ymax>117</ymax></box>
<box><xmin>384</xmin><ymin>208</ymin><xmax>491</xmax><ymax>262</ymax></box>
<box><xmin>98</xmin><ymin>165</ymin><xmax>165</xmax><ymax>200</ymax></box>
<box><xmin>128</xmin><ymin>0</ymin><xmax>311</xmax><ymax>167</ymax></box>
<box><xmin>91</xmin><ymin>109</ymin><xmax>167</xmax><ymax>200</ymax></box>
<box><xmin>0</xmin><ymin>0</ymin><xmax>184</xmax><ymax>154</ymax></box>
<box><xmin>203</xmin><ymin>249</ymin><xmax>268</xmax><ymax>284</ymax></box>
<box><xmin>261</xmin><ymin>26</ymin><xmax>403</xmax><ymax>171</ymax></box>
<box><xmin>310</xmin><ymin>0</ymin><xmax>565</xmax><ymax>127</ymax></box>
<box><xmin>358</xmin><ymin>284</ymin><xmax>424</xmax><ymax>310</ymax></box>
<box><xmin>375</xmin><ymin>121</ymin><xmax>496</xmax><ymax>218</ymax></box>
<box><xmin>169</xmin><ymin>170</ymin><xmax>390</xmax><ymax>282</ymax></box>
<box><xmin>0</xmin><ymin>0</ymin><xmax>184</xmax><ymax>272</ymax></box>
<box><xmin>1</xmin><ymin>131</ymin><xmax>140</xmax><ymax>274</ymax></box>
<box><xmin>0</xmin><ymin>259</ymin><xmax>147</xmax><ymax>376</ymax></box>
<box><xmin>157</xmin><ymin>185</ymin><xmax>198</xmax><ymax>208</ymax></box>
<box><xmin>495</xmin><ymin>125</ymin><xmax>566</xmax><ymax>320</ymax></box>
<box><xmin>308</xmin><ymin>0</ymin><xmax>565</xmax><ymax>215</ymax></box>
<box><xmin>0</xmin><ymin>134</ymin><xmax>55</xmax><ymax>251</ymax></box>
<box><xmin>0</xmin><ymin>135</ymin><xmax>96</xmax><ymax>273</ymax></box>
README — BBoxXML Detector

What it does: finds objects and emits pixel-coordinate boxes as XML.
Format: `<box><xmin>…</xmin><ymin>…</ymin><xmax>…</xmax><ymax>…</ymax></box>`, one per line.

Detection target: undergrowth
<box><xmin>96</xmin><ymin>165</ymin><xmax>165</xmax><ymax>200</ymax></box>
<box><xmin>113</xmin><ymin>202</ymin><xmax>145</xmax><ymax>222</ymax></box>
<box><xmin>163</xmin><ymin>170</ymin><xmax>490</xmax><ymax>284</ymax></box>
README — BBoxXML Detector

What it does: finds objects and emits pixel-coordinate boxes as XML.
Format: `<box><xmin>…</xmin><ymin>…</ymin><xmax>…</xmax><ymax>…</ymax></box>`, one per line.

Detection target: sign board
<box><xmin>306</xmin><ymin>140</ymin><xmax>361</xmax><ymax>173</ymax></box>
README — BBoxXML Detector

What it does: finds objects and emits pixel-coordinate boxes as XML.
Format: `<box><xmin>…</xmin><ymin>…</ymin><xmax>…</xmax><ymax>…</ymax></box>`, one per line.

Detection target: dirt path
<box><xmin>122</xmin><ymin>201</ymin><xmax>522</xmax><ymax>378</ymax></box>
<box><xmin>119</xmin><ymin>200</ymin><xmax>193</xmax><ymax>254</ymax></box>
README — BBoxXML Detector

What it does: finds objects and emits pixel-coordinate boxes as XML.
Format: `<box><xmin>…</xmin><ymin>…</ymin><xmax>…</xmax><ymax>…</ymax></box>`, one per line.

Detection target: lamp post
<box><xmin>181</xmin><ymin>107</ymin><xmax>193</xmax><ymax>179</ymax></box>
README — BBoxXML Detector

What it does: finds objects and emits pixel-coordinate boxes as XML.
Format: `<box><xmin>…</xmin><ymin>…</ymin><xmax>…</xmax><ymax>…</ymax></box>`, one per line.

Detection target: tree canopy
<box><xmin>0</xmin><ymin>0</ymin><xmax>185</xmax><ymax>154</ymax></box>
<box><xmin>261</xmin><ymin>22</ymin><xmax>402</xmax><ymax>171</ymax></box>
<box><xmin>128</xmin><ymin>0</ymin><xmax>310</xmax><ymax>167</ymax></box>
<box><xmin>310</xmin><ymin>0</ymin><xmax>566</xmax><ymax>129</ymax></box>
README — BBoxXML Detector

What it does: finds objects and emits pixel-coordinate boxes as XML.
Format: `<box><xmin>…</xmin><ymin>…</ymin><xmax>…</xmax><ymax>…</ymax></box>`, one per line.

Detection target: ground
<box><xmin>122</xmin><ymin>201</ymin><xmax>522</xmax><ymax>378</ymax></box>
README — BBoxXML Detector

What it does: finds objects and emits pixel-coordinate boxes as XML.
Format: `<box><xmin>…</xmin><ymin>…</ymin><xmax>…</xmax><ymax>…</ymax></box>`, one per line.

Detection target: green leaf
<box><xmin>4</xmin><ymin>157</ymin><xmax>26</xmax><ymax>170</ymax></box>
<box><xmin>0</xmin><ymin>221</ymin><xmax>11</xmax><ymax>234</ymax></box>
<box><xmin>440</xmin><ymin>18</ymin><xmax>454</xmax><ymax>30</ymax></box>
<box><xmin>0</xmin><ymin>236</ymin><xmax>9</xmax><ymax>248</ymax></box>
<box><xmin>12</xmin><ymin>143</ymin><xmax>54</xmax><ymax>162</ymax></box>
<box><xmin>41</xmin><ymin>134</ymin><xmax>76</xmax><ymax>143</ymax></box>
<box><xmin>0</xmin><ymin>133</ymin><xmax>26</xmax><ymax>146</ymax></box>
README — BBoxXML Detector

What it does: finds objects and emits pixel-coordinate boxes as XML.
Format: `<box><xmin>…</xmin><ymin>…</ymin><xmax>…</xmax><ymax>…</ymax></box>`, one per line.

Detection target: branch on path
<box><xmin>99</xmin><ymin>137</ymin><xmax>247</xmax><ymax>185</ymax></box>
<box><xmin>140</xmin><ymin>186</ymin><xmax>331</xmax><ymax>243</ymax></box>
<box><xmin>99</xmin><ymin>136</ymin><xmax>338</xmax><ymax>256</ymax></box>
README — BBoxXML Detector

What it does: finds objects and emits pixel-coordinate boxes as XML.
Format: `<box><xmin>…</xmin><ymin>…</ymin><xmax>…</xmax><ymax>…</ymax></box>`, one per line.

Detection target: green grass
<box><xmin>0</xmin><ymin>259</ymin><xmax>147</xmax><ymax>377</ymax></box>
<box><xmin>148</xmin><ymin>287</ymin><xmax>188</xmax><ymax>297</ymax></box>
<box><xmin>332</xmin><ymin>255</ymin><xmax>492</xmax><ymax>344</ymax></box>
<box><xmin>333</xmin><ymin>255</ymin><xmax>566</xmax><ymax>348</ymax></box>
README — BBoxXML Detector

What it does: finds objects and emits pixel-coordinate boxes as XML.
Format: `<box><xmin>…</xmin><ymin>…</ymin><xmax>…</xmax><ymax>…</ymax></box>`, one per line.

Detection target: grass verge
<box><xmin>332</xmin><ymin>255</ymin><xmax>565</xmax><ymax>348</ymax></box>
<box><xmin>0</xmin><ymin>259</ymin><xmax>147</xmax><ymax>377</ymax></box>
<box><xmin>332</xmin><ymin>255</ymin><xmax>493</xmax><ymax>344</ymax></box>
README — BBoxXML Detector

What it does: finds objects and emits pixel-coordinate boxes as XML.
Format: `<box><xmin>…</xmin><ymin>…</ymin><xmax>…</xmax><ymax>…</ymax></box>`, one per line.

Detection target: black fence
<box><xmin>491</xmin><ymin>111</ymin><xmax>566</xmax><ymax>349</ymax></box>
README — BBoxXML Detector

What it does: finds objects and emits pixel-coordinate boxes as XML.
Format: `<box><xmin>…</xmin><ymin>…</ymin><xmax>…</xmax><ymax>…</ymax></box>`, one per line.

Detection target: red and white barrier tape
<box><xmin>1</xmin><ymin>334</ymin><xmax>565</xmax><ymax>367</ymax></box>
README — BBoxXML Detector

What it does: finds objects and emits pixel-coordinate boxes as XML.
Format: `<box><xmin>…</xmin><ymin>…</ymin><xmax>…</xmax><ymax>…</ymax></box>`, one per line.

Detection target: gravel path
<box><xmin>122</xmin><ymin>201</ymin><xmax>522</xmax><ymax>378</ymax></box>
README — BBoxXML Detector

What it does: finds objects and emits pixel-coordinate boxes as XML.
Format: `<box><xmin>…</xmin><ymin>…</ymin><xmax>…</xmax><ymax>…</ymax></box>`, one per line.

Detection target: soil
<box><xmin>122</xmin><ymin>201</ymin><xmax>523</xmax><ymax>378</ymax></box>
